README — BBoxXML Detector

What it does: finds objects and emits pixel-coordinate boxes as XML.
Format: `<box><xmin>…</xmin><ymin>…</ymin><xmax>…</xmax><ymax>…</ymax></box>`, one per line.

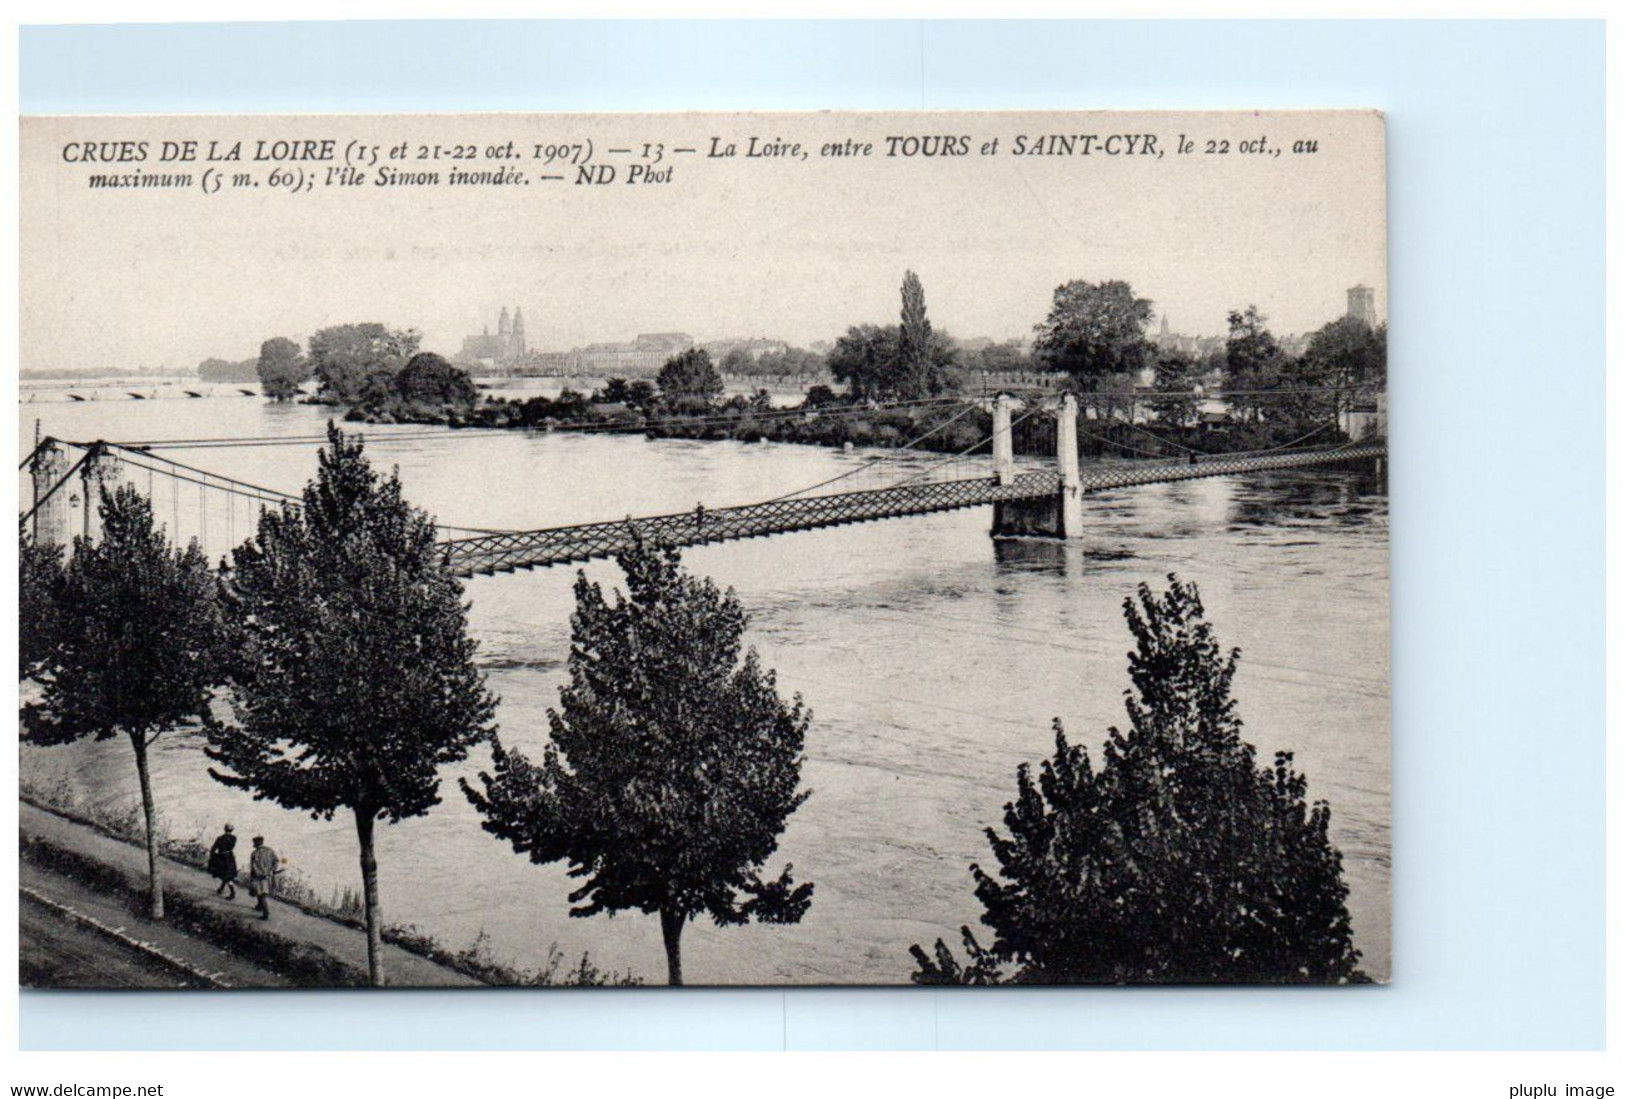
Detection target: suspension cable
<box><xmin>759</xmin><ymin>404</ymin><xmax>982</xmax><ymax>503</ymax></box>
<box><xmin>889</xmin><ymin>405</ymin><xmax>1050</xmax><ymax>490</ymax></box>
<box><xmin>101</xmin><ymin>441</ymin><xmax>303</xmax><ymax>502</ymax></box>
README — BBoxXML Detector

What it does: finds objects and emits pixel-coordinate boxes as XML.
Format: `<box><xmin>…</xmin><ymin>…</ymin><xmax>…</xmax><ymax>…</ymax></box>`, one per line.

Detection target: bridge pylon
<box><xmin>991</xmin><ymin>392</ymin><xmax>1015</xmax><ymax>485</ymax></box>
<box><xmin>992</xmin><ymin>391</ymin><xmax>1085</xmax><ymax>541</ymax></box>
<box><xmin>28</xmin><ymin>440</ymin><xmax>71</xmax><ymax>546</ymax></box>
<box><xmin>77</xmin><ymin>445</ymin><xmax>121</xmax><ymax>543</ymax></box>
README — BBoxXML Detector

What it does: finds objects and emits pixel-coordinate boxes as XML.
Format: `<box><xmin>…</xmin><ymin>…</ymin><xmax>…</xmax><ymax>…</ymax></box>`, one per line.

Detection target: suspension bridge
<box><xmin>21</xmin><ymin>392</ymin><xmax>1385</xmax><ymax>578</ymax></box>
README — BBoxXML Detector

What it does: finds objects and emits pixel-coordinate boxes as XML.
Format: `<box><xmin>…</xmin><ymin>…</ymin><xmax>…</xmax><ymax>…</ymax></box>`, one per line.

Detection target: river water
<box><xmin>19</xmin><ymin>392</ymin><xmax>1391</xmax><ymax>984</ymax></box>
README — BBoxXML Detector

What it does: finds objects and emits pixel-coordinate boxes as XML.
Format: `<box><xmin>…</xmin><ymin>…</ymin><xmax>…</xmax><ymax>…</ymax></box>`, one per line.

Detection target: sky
<box><xmin>21</xmin><ymin>110</ymin><xmax>1386</xmax><ymax>371</ymax></box>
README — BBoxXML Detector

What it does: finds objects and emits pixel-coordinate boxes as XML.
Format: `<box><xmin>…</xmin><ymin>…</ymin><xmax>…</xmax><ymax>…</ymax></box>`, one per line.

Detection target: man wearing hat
<box><xmin>248</xmin><ymin>835</ymin><xmax>282</xmax><ymax>920</ymax></box>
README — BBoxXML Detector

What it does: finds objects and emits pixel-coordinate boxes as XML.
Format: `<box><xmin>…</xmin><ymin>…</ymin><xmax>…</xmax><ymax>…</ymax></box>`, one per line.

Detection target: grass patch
<box><xmin>20</xmin><ymin>784</ymin><xmax>638</xmax><ymax>987</ymax></box>
<box><xmin>21</xmin><ymin>832</ymin><xmax>364</xmax><ymax>988</ymax></box>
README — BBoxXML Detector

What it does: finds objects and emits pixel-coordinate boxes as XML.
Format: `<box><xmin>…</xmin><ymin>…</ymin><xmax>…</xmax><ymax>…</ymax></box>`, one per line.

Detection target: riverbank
<box><xmin>344</xmin><ymin>387</ymin><xmax>1353</xmax><ymax>463</ymax></box>
<box><xmin>20</xmin><ymin>797</ymin><xmax>639</xmax><ymax>988</ymax></box>
<box><xmin>20</xmin><ymin>799</ymin><xmax>478</xmax><ymax>988</ymax></box>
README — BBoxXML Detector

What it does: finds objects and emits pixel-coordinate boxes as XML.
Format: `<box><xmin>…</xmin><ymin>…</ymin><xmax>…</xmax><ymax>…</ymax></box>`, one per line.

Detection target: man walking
<box><xmin>248</xmin><ymin>835</ymin><xmax>281</xmax><ymax>920</ymax></box>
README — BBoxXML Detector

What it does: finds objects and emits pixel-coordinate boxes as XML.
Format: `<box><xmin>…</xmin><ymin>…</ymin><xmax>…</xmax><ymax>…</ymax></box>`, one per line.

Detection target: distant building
<box><xmin>1346</xmin><ymin>284</ymin><xmax>1378</xmax><ymax>328</ymax></box>
<box><xmin>703</xmin><ymin>337</ymin><xmax>791</xmax><ymax>366</ymax></box>
<box><xmin>1277</xmin><ymin>333</ymin><xmax>1311</xmax><ymax>357</ymax></box>
<box><xmin>459</xmin><ymin>306</ymin><xmax>528</xmax><ymax>368</ymax></box>
<box><xmin>1152</xmin><ymin>313</ymin><xmax>1225</xmax><ymax>359</ymax></box>
<box><xmin>535</xmin><ymin>332</ymin><xmax>697</xmax><ymax>376</ymax></box>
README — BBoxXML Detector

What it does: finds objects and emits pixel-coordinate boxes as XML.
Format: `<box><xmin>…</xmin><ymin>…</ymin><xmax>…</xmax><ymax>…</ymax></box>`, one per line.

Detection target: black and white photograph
<box><xmin>18</xmin><ymin>108</ymin><xmax>1389</xmax><ymax>989</ymax></box>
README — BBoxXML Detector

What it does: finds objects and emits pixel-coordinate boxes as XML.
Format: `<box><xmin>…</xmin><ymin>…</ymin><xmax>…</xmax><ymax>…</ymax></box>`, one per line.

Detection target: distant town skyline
<box><xmin>23</xmin><ymin>111</ymin><xmax>1385</xmax><ymax>373</ymax></box>
<box><xmin>21</xmin><ymin>280</ymin><xmax>1383</xmax><ymax>376</ymax></box>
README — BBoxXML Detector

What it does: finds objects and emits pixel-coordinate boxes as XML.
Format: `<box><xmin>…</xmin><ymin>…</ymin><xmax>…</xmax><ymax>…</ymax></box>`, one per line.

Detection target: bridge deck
<box><xmin>439</xmin><ymin>442</ymin><xmax>1385</xmax><ymax>577</ymax></box>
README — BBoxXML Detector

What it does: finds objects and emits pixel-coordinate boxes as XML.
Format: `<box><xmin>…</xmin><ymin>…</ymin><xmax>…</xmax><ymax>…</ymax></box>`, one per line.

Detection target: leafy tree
<box><xmin>912</xmin><ymin>575</ymin><xmax>1363</xmax><ymax>985</ymax></box>
<box><xmin>357</xmin><ymin>367</ymin><xmax>399</xmax><ymax>409</ymax></box>
<box><xmin>24</xmin><ymin>487</ymin><xmax>227</xmax><ymax>919</ymax></box>
<box><xmin>20</xmin><ymin>534</ymin><xmax>64</xmax><ymax>682</ymax></box>
<box><xmin>970</xmin><ymin>339</ymin><xmax>1030</xmax><ymax>375</ymax></box>
<box><xmin>827</xmin><ymin>323</ymin><xmax>901</xmax><ymax>401</ymax></box>
<box><xmin>751</xmin><ymin>347</ymin><xmax>826</xmax><ymax>379</ymax></box>
<box><xmin>827</xmin><ymin>319</ymin><xmax>957</xmax><ymax>403</ymax></box>
<box><xmin>205</xmin><ymin>425</ymin><xmax>495</xmax><ymax>985</ymax></box>
<box><xmin>656</xmin><ymin>348</ymin><xmax>725</xmax><ymax>406</ymax></box>
<box><xmin>719</xmin><ymin>347</ymin><xmax>755</xmax><ymax>375</ymax></box>
<box><xmin>802</xmin><ymin>384</ymin><xmax>841</xmax><ymax>408</ymax></box>
<box><xmin>1031</xmin><ymin>280</ymin><xmax>1154</xmax><ymax>388</ymax></box>
<box><xmin>590</xmin><ymin>377</ymin><xmax>657</xmax><ymax>415</ymax></box>
<box><xmin>392</xmin><ymin>351</ymin><xmax>479</xmax><ymax>407</ymax></box>
<box><xmin>1148</xmin><ymin>349</ymin><xmax>1202</xmax><ymax>427</ymax></box>
<box><xmin>1222</xmin><ymin>306</ymin><xmax>1287</xmax><ymax>423</ymax></box>
<box><xmin>625</xmin><ymin>380</ymin><xmax>659</xmax><ymax>414</ymax></box>
<box><xmin>257</xmin><ymin>337</ymin><xmax>309</xmax><ymax>401</ymax></box>
<box><xmin>594</xmin><ymin>377</ymin><xmax>634</xmax><ymax>404</ymax></box>
<box><xmin>462</xmin><ymin>540</ymin><xmax>813</xmax><ymax>986</ymax></box>
<box><xmin>308</xmin><ymin>323</ymin><xmax>422</xmax><ymax>405</ymax></box>
<box><xmin>1303</xmin><ymin>316</ymin><xmax>1387</xmax><ymax>418</ymax></box>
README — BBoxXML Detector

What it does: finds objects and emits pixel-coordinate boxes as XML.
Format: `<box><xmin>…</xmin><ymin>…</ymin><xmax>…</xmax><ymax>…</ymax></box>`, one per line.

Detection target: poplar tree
<box><xmin>898</xmin><ymin>269</ymin><xmax>950</xmax><ymax>400</ymax></box>
<box><xmin>24</xmin><ymin>487</ymin><xmax>226</xmax><ymax>919</ymax></box>
<box><xmin>912</xmin><ymin>575</ymin><xmax>1364</xmax><ymax>985</ymax></box>
<box><xmin>899</xmin><ymin>270</ymin><xmax>932</xmax><ymax>368</ymax></box>
<box><xmin>206</xmin><ymin>425</ymin><xmax>494</xmax><ymax>986</ymax></box>
<box><xmin>462</xmin><ymin>539</ymin><xmax>813</xmax><ymax>986</ymax></box>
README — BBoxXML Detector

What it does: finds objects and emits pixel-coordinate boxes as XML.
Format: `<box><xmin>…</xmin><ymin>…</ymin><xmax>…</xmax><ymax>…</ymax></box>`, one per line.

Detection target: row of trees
<box><xmin>197</xmin><ymin>356</ymin><xmax>260</xmax><ymax>383</ymax></box>
<box><xmin>253</xmin><ymin>324</ymin><xmax>426</xmax><ymax>403</ymax></box>
<box><xmin>827</xmin><ymin>270</ymin><xmax>962</xmax><ymax>402</ymax></box>
<box><xmin>22</xmin><ymin>457</ymin><xmax>1365</xmax><ymax>985</ymax></box>
<box><xmin>1027</xmin><ymin>278</ymin><xmax>1387</xmax><ymax>429</ymax></box>
<box><xmin>20</xmin><ymin>428</ymin><xmax>813</xmax><ymax>986</ymax></box>
<box><xmin>598</xmin><ymin>269</ymin><xmax>967</xmax><ymax>414</ymax></box>
<box><xmin>717</xmin><ymin>345</ymin><xmax>825</xmax><ymax>379</ymax></box>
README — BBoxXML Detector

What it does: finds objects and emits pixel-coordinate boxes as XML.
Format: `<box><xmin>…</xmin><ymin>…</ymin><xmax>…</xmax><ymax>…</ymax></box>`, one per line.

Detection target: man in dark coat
<box><xmin>207</xmin><ymin>824</ymin><xmax>238</xmax><ymax>900</ymax></box>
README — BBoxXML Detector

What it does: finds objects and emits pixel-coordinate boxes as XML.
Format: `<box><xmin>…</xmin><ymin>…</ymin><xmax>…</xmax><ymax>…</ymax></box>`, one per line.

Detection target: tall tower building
<box><xmin>511</xmin><ymin>307</ymin><xmax>526</xmax><ymax>355</ymax></box>
<box><xmin>498</xmin><ymin>306</ymin><xmax>511</xmax><ymax>338</ymax></box>
<box><xmin>1346</xmin><ymin>284</ymin><xmax>1377</xmax><ymax>328</ymax></box>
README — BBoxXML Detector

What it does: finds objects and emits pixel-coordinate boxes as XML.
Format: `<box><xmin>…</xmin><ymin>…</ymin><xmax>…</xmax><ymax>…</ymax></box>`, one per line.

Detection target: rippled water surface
<box><xmin>20</xmin><ymin>394</ymin><xmax>1390</xmax><ymax>984</ymax></box>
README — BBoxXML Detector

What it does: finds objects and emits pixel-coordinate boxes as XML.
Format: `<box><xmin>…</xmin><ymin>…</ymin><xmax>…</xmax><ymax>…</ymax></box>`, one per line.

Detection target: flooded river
<box><xmin>20</xmin><ymin>393</ymin><xmax>1390</xmax><ymax>984</ymax></box>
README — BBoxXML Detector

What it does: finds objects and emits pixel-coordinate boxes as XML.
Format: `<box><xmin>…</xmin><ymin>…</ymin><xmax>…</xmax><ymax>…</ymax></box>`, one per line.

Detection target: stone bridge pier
<box><xmin>991</xmin><ymin>391</ymin><xmax>1084</xmax><ymax>540</ymax></box>
<box><xmin>27</xmin><ymin>440</ymin><xmax>119</xmax><ymax>546</ymax></box>
<box><xmin>28</xmin><ymin>440</ymin><xmax>72</xmax><ymax>546</ymax></box>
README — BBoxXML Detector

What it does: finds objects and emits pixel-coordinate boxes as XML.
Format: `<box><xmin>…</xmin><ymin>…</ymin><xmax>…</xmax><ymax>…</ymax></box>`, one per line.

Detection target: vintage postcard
<box><xmin>19</xmin><ymin>109</ymin><xmax>1388</xmax><ymax>988</ymax></box>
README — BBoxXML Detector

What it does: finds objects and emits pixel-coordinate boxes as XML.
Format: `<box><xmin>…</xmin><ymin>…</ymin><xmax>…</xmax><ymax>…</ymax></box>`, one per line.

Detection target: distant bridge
<box><xmin>436</xmin><ymin>393</ymin><xmax>1385</xmax><ymax>577</ymax></box>
<box><xmin>23</xmin><ymin>393</ymin><xmax>1385</xmax><ymax>578</ymax></box>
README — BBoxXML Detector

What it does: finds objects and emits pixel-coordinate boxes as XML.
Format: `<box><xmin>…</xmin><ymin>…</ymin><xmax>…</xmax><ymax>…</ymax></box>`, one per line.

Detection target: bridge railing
<box><xmin>439</xmin><ymin>440</ymin><xmax>1384</xmax><ymax>577</ymax></box>
<box><xmin>439</xmin><ymin>471</ymin><xmax>1061</xmax><ymax>576</ymax></box>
